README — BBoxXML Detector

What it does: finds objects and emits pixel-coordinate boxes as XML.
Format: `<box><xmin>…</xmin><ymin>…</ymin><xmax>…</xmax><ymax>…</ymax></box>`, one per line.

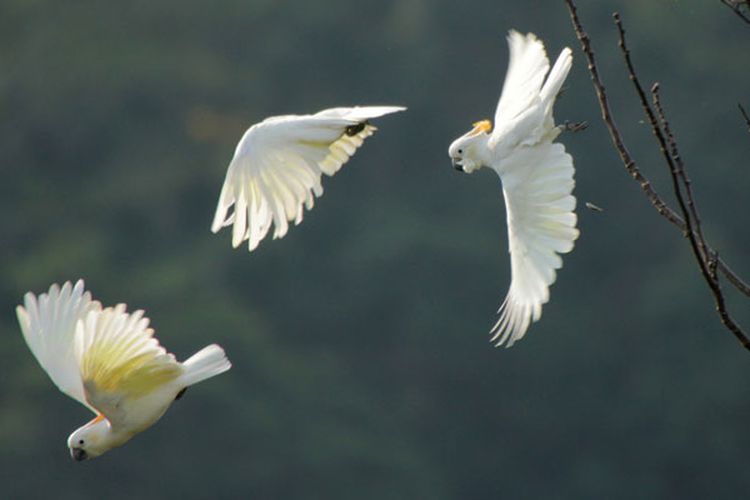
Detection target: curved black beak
<box><xmin>451</xmin><ymin>159</ymin><xmax>464</xmax><ymax>172</ymax></box>
<box><xmin>70</xmin><ymin>447</ymin><xmax>88</xmax><ymax>462</ymax></box>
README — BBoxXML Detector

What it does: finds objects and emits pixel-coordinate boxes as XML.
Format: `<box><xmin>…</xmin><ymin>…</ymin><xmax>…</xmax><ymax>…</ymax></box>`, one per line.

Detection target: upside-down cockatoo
<box><xmin>16</xmin><ymin>280</ymin><xmax>231</xmax><ymax>460</ymax></box>
<box><xmin>448</xmin><ymin>31</ymin><xmax>579</xmax><ymax>347</ymax></box>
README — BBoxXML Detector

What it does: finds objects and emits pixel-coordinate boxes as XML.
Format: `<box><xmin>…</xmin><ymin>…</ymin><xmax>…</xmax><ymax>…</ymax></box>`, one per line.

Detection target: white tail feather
<box><xmin>180</xmin><ymin>344</ymin><xmax>231</xmax><ymax>387</ymax></box>
<box><xmin>540</xmin><ymin>48</ymin><xmax>572</xmax><ymax>112</ymax></box>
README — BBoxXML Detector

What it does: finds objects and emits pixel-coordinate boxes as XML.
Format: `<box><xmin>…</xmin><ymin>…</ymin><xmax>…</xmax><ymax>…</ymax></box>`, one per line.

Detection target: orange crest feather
<box><xmin>469</xmin><ymin>119</ymin><xmax>492</xmax><ymax>136</ymax></box>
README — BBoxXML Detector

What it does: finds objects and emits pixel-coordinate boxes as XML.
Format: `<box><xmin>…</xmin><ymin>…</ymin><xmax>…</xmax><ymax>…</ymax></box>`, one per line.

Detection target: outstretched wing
<box><xmin>75</xmin><ymin>305</ymin><xmax>183</xmax><ymax>426</ymax></box>
<box><xmin>491</xmin><ymin>31</ymin><xmax>550</xmax><ymax>146</ymax></box>
<box><xmin>211</xmin><ymin>105</ymin><xmax>406</xmax><ymax>251</ymax></box>
<box><xmin>16</xmin><ymin>280</ymin><xmax>101</xmax><ymax>412</ymax></box>
<box><xmin>491</xmin><ymin>142</ymin><xmax>579</xmax><ymax>347</ymax></box>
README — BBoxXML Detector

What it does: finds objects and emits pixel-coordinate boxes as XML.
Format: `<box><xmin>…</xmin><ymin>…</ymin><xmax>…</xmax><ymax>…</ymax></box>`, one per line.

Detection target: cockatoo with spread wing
<box><xmin>16</xmin><ymin>280</ymin><xmax>231</xmax><ymax>460</ymax></box>
<box><xmin>212</xmin><ymin>105</ymin><xmax>406</xmax><ymax>251</ymax></box>
<box><xmin>448</xmin><ymin>31</ymin><xmax>579</xmax><ymax>347</ymax></box>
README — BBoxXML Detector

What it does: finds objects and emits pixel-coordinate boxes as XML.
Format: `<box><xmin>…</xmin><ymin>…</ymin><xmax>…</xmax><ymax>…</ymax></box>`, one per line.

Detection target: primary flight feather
<box><xmin>448</xmin><ymin>31</ymin><xmax>579</xmax><ymax>347</ymax></box>
<box><xmin>16</xmin><ymin>280</ymin><xmax>231</xmax><ymax>460</ymax></box>
<box><xmin>212</xmin><ymin>105</ymin><xmax>406</xmax><ymax>251</ymax></box>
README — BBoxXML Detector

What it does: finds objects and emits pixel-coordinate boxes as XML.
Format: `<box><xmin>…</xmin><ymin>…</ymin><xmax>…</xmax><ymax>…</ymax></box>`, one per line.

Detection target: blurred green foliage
<box><xmin>1</xmin><ymin>1</ymin><xmax>749</xmax><ymax>498</ymax></box>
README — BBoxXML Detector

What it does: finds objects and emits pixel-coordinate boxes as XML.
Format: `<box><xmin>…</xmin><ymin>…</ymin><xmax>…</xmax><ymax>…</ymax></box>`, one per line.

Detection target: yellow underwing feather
<box><xmin>77</xmin><ymin>305</ymin><xmax>183</xmax><ymax>405</ymax></box>
<box><xmin>318</xmin><ymin>124</ymin><xmax>376</xmax><ymax>176</ymax></box>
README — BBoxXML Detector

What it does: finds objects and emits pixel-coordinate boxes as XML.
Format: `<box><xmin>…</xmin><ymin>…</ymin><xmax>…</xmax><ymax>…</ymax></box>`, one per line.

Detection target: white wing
<box><xmin>211</xmin><ymin>105</ymin><xmax>406</xmax><ymax>251</ymax></box>
<box><xmin>75</xmin><ymin>304</ymin><xmax>184</xmax><ymax>427</ymax></box>
<box><xmin>16</xmin><ymin>280</ymin><xmax>101</xmax><ymax>412</ymax></box>
<box><xmin>491</xmin><ymin>31</ymin><xmax>550</xmax><ymax>147</ymax></box>
<box><xmin>491</xmin><ymin>142</ymin><xmax>579</xmax><ymax>347</ymax></box>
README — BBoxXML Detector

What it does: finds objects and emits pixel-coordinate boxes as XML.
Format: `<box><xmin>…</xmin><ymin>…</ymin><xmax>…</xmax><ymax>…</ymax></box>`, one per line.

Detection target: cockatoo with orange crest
<box><xmin>16</xmin><ymin>280</ymin><xmax>231</xmax><ymax>460</ymax></box>
<box><xmin>212</xmin><ymin>106</ymin><xmax>406</xmax><ymax>252</ymax></box>
<box><xmin>448</xmin><ymin>31</ymin><xmax>579</xmax><ymax>347</ymax></box>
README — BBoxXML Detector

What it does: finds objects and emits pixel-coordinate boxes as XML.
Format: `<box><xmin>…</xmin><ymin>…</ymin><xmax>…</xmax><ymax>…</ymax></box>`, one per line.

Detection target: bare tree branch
<box><xmin>720</xmin><ymin>0</ymin><xmax>750</xmax><ymax>24</ymax></box>
<box><xmin>564</xmin><ymin>0</ymin><xmax>750</xmax><ymax>350</ymax></box>
<box><xmin>564</xmin><ymin>0</ymin><xmax>750</xmax><ymax>298</ymax></box>
<box><xmin>562</xmin><ymin>1</ymin><xmax>683</xmax><ymax>225</ymax></box>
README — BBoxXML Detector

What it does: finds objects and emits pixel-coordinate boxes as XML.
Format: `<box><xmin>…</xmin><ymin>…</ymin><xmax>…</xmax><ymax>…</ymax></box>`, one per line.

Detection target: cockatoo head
<box><xmin>448</xmin><ymin>119</ymin><xmax>492</xmax><ymax>174</ymax></box>
<box><xmin>67</xmin><ymin>415</ymin><xmax>116</xmax><ymax>461</ymax></box>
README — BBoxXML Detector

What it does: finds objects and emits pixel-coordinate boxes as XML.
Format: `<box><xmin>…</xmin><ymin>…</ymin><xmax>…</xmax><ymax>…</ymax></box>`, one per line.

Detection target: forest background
<box><xmin>1</xmin><ymin>1</ymin><xmax>749</xmax><ymax>498</ymax></box>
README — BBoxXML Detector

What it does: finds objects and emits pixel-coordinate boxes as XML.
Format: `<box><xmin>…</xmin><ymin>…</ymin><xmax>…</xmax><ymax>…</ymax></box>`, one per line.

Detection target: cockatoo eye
<box><xmin>457</xmin><ymin>148</ymin><xmax>463</xmax><ymax>155</ymax></box>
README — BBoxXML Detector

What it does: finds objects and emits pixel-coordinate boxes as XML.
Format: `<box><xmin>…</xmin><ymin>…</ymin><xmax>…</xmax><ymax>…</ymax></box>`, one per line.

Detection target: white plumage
<box><xmin>212</xmin><ymin>105</ymin><xmax>406</xmax><ymax>251</ymax></box>
<box><xmin>448</xmin><ymin>31</ymin><xmax>579</xmax><ymax>347</ymax></box>
<box><xmin>18</xmin><ymin>280</ymin><xmax>100</xmax><ymax>411</ymax></box>
<box><xmin>16</xmin><ymin>280</ymin><xmax>231</xmax><ymax>460</ymax></box>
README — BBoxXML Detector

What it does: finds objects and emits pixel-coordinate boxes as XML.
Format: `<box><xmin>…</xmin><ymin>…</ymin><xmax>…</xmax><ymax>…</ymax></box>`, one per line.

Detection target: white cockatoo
<box><xmin>448</xmin><ymin>31</ymin><xmax>579</xmax><ymax>347</ymax></box>
<box><xmin>212</xmin><ymin>106</ymin><xmax>406</xmax><ymax>251</ymax></box>
<box><xmin>16</xmin><ymin>280</ymin><xmax>232</xmax><ymax>460</ymax></box>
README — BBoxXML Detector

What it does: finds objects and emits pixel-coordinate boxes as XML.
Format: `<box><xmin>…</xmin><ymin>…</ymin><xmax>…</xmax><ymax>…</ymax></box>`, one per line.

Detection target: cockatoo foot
<box><xmin>562</xmin><ymin>120</ymin><xmax>588</xmax><ymax>133</ymax></box>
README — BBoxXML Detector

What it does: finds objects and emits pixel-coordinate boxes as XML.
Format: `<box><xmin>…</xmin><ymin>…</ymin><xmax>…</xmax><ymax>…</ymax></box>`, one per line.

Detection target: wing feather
<box><xmin>491</xmin><ymin>31</ymin><xmax>550</xmax><ymax>145</ymax></box>
<box><xmin>491</xmin><ymin>142</ymin><xmax>579</xmax><ymax>347</ymax></box>
<box><xmin>211</xmin><ymin>106</ymin><xmax>405</xmax><ymax>251</ymax></box>
<box><xmin>75</xmin><ymin>304</ymin><xmax>183</xmax><ymax>426</ymax></box>
<box><xmin>16</xmin><ymin>280</ymin><xmax>101</xmax><ymax>412</ymax></box>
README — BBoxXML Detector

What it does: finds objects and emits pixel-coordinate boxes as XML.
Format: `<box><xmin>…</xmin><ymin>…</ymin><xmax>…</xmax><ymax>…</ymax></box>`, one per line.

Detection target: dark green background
<box><xmin>2</xmin><ymin>1</ymin><xmax>749</xmax><ymax>498</ymax></box>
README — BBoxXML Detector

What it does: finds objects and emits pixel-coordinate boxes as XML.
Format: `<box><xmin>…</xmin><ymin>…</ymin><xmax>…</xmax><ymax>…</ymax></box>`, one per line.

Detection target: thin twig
<box><xmin>650</xmin><ymin>83</ymin><xmax>708</xmax><ymax>263</ymax></box>
<box><xmin>651</xmin><ymin>84</ymin><xmax>707</xmax><ymax>281</ymax></box>
<box><xmin>739</xmin><ymin>103</ymin><xmax>750</xmax><ymax>134</ymax></box>
<box><xmin>720</xmin><ymin>0</ymin><xmax>750</xmax><ymax>24</ymax></box>
<box><xmin>651</xmin><ymin>86</ymin><xmax>748</xmax><ymax>346</ymax></box>
<box><xmin>718</xmin><ymin>259</ymin><xmax>750</xmax><ymax>297</ymax></box>
<box><xmin>615</xmin><ymin>11</ymin><xmax>706</xmax><ymax>263</ymax></box>
<box><xmin>564</xmin><ymin>0</ymin><xmax>750</xmax><ymax>350</ymax></box>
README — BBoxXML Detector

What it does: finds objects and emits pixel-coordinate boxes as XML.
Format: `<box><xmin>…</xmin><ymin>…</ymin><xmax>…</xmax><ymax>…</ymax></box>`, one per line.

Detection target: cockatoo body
<box><xmin>212</xmin><ymin>105</ymin><xmax>406</xmax><ymax>251</ymax></box>
<box><xmin>16</xmin><ymin>280</ymin><xmax>231</xmax><ymax>460</ymax></box>
<box><xmin>448</xmin><ymin>31</ymin><xmax>579</xmax><ymax>347</ymax></box>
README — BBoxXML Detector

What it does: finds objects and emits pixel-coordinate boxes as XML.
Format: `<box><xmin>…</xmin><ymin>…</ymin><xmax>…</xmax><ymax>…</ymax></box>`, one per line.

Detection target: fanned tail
<box><xmin>180</xmin><ymin>344</ymin><xmax>231</xmax><ymax>387</ymax></box>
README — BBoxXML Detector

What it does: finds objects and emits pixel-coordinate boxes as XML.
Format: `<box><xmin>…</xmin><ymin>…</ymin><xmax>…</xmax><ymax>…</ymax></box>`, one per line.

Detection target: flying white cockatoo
<box><xmin>16</xmin><ymin>280</ymin><xmax>232</xmax><ymax>461</ymax></box>
<box><xmin>212</xmin><ymin>106</ymin><xmax>406</xmax><ymax>251</ymax></box>
<box><xmin>448</xmin><ymin>31</ymin><xmax>579</xmax><ymax>347</ymax></box>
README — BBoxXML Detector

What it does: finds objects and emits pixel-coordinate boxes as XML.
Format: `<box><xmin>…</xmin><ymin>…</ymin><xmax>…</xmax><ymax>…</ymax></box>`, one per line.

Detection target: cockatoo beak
<box><xmin>70</xmin><ymin>447</ymin><xmax>88</xmax><ymax>461</ymax></box>
<box><xmin>452</xmin><ymin>158</ymin><xmax>465</xmax><ymax>172</ymax></box>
